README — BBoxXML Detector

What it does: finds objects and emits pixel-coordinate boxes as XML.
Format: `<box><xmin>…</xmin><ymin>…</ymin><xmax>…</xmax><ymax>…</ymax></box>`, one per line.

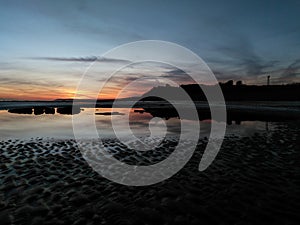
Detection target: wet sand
<box><xmin>0</xmin><ymin>122</ymin><xmax>299</xmax><ymax>225</ymax></box>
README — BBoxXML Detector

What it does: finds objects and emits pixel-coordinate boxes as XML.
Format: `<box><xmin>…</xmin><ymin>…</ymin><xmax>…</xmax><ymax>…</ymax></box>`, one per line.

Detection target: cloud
<box><xmin>160</xmin><ymin>68</ymin><xmax>195</xmax><ymax>84</ymax></box>
<box><xmin>212</xmin><ymin>58</ymin><xmax>300</xmax><ymax>85</ymax></box>
<box><xmin>164</xmin><ymin>68</ymin><xmax>187</xmax><ymax>76</ymax></box>
<box><xmin>263</xmin><ymin>59</ymin><xmax>300</xmax><ymax>84</ymax></box>
<box><xmin>206</xmin><ymin>35</ymin><xmax>300</xmax><ymax>84</ymax></box>
<box><xmin>0</xmin><ymin>77</ymin><xmax>65</xmax><ymax>88</ymax></box>
<box><xmin>281</xmin><ymin>59</ymin><xmax>300</xmax><ymax>79</ymax></box>
<box><xmin>29</xmin><ymin>56</ymin><xmax>132</xmax><ymax>64</ymax></box>
<box><xmin>215</xmin><ymin>36</ymin><xmax>279</xmax><ymax>76</ymax></box>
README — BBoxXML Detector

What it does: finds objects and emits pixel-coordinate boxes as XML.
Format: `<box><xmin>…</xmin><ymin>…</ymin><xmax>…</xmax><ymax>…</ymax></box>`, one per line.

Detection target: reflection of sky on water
<box><xmin>0</xmin><ymin>108</ymin><xmax>275</xmax><ymax>140</ymax></box>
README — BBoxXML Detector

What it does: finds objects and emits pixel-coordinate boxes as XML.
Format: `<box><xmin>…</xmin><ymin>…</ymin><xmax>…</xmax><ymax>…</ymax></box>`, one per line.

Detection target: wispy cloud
<box><xmin>212</xmin><ymin>58</ymin><xmax>300</xmax><ymax>85</ymax></box>
<box><xmin>281</xmin><ymin>59</ymin><xmax>300</xmax><ymax>79</ymax></box>
<box><xmin>160</xmin><ymin>68</ymin><xmax>194</xmax><ymax>84</ymax></box>
<box><xmin>29</xmin><ymin>56</ymin><xmax>132</xmax><ymax>64</ymax></box>
<box><xmin>215</xmin><ymin>36</ymin><xmax>279</xmax><ymax>76</ymax></box>
<box><xmin>206</xmin><ymin>34</ymin><xmax>300</xmax><ymax>84</ymax></box>
<box><xmin>0</xmin><ymin>77</ymin><xmax>65</xmax><ymax>88</ymax></box>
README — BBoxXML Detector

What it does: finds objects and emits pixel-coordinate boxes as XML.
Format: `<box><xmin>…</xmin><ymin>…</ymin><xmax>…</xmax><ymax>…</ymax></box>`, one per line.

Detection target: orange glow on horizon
<box><xmin>0</xmin><ymin>85</ymin><xmax>78</xmax><ymax>101</ymax></box>
<box><xmin>0</xmin><ymin>86</ymin><xmax>138</xmax><ymax>101</ymax></box>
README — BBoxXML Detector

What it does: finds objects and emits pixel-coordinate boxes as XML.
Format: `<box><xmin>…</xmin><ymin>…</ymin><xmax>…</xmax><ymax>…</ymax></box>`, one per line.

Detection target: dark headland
<box><xmin>142</xmin><ymin>81</ymin><xmax>300</xmax><ymax>101</ymax></box>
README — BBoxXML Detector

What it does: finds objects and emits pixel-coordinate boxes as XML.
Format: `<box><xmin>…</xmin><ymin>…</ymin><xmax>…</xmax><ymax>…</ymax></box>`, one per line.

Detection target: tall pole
<box><xmin>267</xmin><ymin>75</ymin><xmax>270</xmax><ymax>85</ymax></box>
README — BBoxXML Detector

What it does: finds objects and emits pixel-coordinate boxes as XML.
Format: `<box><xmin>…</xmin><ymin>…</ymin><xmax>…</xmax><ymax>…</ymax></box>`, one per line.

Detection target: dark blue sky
<box><xmin>0</xmin><ymin>0</ymin><xmax>299</xmax><ymax>99</ymax></box>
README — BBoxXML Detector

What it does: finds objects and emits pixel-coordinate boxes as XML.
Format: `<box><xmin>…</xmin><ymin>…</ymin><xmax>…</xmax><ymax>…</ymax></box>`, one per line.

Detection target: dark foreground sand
<box><xmin>0</xmin><ymin>122</ymin><xmax>299</xmax><ymax>225</ymax></box>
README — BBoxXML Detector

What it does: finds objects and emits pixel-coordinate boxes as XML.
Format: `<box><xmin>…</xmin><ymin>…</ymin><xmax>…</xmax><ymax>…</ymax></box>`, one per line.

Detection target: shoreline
<box><xmin>1</xmin><ymin>101</ymin><xmax>300</xmax><ymax>121</ymax></box>
<box><xmin>1</xmin><ymin>100</ymin><xmax>300</xmax><ymax>109</ymax></box>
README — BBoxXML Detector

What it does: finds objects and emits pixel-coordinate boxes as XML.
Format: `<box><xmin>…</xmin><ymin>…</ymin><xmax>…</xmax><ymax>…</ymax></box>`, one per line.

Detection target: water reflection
<box><xmin>6</xmin><ymin>104</ymin><xmax>299</xmax><ymax>125</ymax></box>
<box><xmin>95</xmin><ymin>111</ymin><xmax>125</xmax><ymax>116</ymax></box>
<box><xmin>0</xmin><ymin>106</ymin><xmax>293</xmax><ymax>140</ymax></box>
<box><xmin>136</xmin><ymin>106</ymin><xmax>297</xmax><ymax>125</ymax></box>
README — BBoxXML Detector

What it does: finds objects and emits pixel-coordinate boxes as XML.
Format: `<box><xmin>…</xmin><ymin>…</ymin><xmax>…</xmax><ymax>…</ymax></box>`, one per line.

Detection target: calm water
<box><xmin>0</xmin><ymin>107</ymin><xmax>275</xmax><ymax>140</ymax></box>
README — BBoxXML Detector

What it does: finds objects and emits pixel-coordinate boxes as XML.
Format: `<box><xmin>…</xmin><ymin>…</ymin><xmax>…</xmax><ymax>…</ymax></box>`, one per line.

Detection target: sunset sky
<box><xmin>0</xmin><ymin>0</ymin><xmax>299</xmax><ymax>100</ymax></box>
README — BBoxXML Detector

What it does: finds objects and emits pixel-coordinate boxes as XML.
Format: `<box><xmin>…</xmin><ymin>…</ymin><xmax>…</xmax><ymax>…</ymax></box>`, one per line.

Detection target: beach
<box><xmin>1</xmin><ymin>1</ymin><xmax>300</xmax><ymax>224</ymax></box>
<box><xmin>0</xmin><ymin>121</ymin><xmax>299</xmax><ymax>225</ymax></box>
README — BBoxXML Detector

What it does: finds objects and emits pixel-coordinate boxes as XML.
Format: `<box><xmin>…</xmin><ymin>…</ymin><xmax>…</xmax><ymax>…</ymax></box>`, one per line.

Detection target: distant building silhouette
<box><xmin>225</xmin><ymin>80</ymin><xmax>234</xmax><ymax>86</ymax></box>
<box><xmin>236</xmin><ymin>80</ymin><xmax>243</xmax><ymax>86</ymax></box>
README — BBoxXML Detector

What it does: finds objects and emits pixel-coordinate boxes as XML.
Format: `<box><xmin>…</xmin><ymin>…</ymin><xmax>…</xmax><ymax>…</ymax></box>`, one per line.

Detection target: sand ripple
<box><xmin>0</xmin><ymin>122</ymin><xmax>299</xmax><ymax>225</ymax></box>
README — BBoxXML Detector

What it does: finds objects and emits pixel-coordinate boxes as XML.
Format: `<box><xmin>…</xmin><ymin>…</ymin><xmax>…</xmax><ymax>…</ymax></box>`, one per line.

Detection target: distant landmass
<box><xmin>142</xmin><ymin>81</ymin><xmax>300</xmax><ymax>101</ymax></box>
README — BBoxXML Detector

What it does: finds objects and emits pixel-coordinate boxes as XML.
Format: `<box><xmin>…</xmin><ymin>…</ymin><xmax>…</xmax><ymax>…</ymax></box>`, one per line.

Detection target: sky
<box><xmin>0</xmin><ymin>0</ymin><xmax>299</xmax><ymax>100</ymax></box>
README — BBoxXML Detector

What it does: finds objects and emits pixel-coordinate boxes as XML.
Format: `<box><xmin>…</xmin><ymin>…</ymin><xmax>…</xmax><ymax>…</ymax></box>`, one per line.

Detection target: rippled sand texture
<box><xmin>0</xmin><ymin>122</ymin><xmax>299</xmax><ymax>225</ymax></box>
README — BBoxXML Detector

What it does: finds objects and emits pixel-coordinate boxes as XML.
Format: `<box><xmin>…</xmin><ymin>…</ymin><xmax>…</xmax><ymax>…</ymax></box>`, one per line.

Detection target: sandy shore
<box><xmin>0</xmin><ymin>121</ymin><xmax>299</xmax><ymax>225</ymax></box>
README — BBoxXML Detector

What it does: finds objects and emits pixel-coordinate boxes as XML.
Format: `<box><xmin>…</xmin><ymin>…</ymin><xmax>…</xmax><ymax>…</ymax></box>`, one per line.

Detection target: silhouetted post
<box><xmin>267</xmin><ymin>75</ymin><xmax>270</xmax><ymax>85</ymax></box>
